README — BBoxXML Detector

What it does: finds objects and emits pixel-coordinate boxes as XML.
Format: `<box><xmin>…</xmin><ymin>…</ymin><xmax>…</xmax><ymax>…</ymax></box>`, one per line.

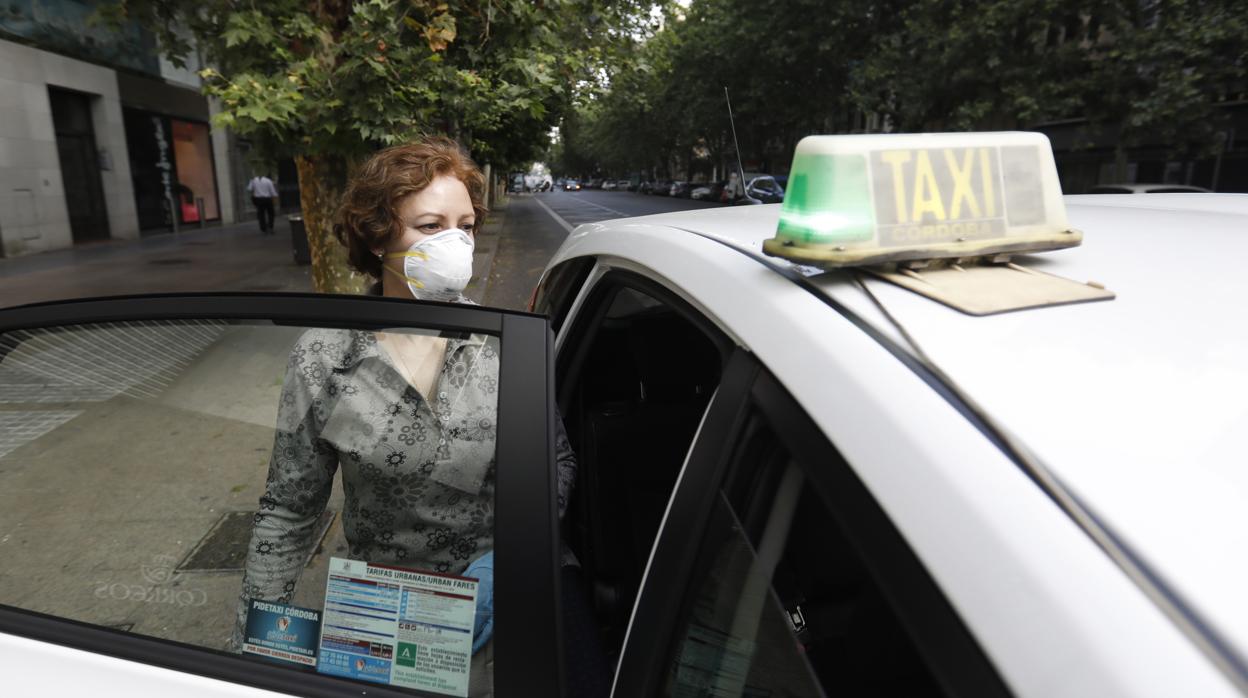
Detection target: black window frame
<box><xmin>554</xmin><ymin>268</ymin><xmax>734</xmax><ymax>411</ymax></box>
<box><xmin>0</xmin><ymin>292</ymin><xmax>563</xmax><ymax>698</ymax></box>
<box><xmin>548</xmin><ymin>267</ymin><xmax>743</xmax><ymax>688</ymax></box>
<box><xmin>530</xmin><ymin>256</ymin><xmax>596</xmax><ymax>335</ymax></box>
<box><xmin>616</xmin><ymin>363</ymin><xmax>1010</xmax><ymax>697</ymax></box>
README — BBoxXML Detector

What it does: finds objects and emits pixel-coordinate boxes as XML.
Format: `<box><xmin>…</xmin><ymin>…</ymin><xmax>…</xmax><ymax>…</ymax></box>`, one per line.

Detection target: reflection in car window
<box><xmin>532</xmin><ymin>257</ymin><xmax>595</xmax><ymax>334</ymax></box>
<box><xmin>666</xmin><ymin>489</ymin><xmax>824</xmax><ymax>697</ymax></box>
<box><xmin>235</xmin><ymin>326</ymin><xmax>499</xmax><ymax>694</ymax></box>
<box><xmin>0</xmin><ymin>320</ymin><xmax>498</xmax><ymax>696</ymax></box>
<box><xmin>663</xmin><ymin>417</ymin><xmax>946</xmax><ymax>697</ymax></box>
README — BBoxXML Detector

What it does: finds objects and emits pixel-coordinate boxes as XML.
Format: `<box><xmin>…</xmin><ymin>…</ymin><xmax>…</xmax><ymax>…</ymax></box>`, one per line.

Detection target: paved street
<box><xmin>529</xmin><ymin>187</ymin><xmax>721</xmax><ymax>230</ymax></box>
<box><xmin>483</xmin><ymin>189</ymin><xmax>722</xmax><ymax>309</ymax></box>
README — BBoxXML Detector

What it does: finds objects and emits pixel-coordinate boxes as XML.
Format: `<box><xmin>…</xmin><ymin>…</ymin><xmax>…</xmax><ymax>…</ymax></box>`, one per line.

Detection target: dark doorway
<box><xmin>124</xmin><ymin>108</ymin><xmax>178</xmax><ymax>232</ymax></box>
<box><xmin>50</xmin><ymin>87</ymin><xmax>110</xmax><ymax>243</ymax></box>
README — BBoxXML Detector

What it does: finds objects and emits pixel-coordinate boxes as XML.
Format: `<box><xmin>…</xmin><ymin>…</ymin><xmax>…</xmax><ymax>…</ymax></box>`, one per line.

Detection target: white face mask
<box><xmin>383</xmin><ymin>228</ymin><xmax>475</xmax><ymax>301</ymax></box>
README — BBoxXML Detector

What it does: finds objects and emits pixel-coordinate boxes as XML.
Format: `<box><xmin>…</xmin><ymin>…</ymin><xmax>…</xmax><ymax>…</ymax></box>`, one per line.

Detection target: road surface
<box><xmin>482</xmin><ymin>189</ymin><xmax>721</xmax><ymax>309</ymax></box>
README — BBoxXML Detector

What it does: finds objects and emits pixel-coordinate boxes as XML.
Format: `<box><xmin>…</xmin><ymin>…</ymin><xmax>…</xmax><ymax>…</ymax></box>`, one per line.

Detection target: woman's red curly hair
<box><xmin>335</xmin><ymin>136</ymin><xmax>487</xmax><ymax>279</ymax></box>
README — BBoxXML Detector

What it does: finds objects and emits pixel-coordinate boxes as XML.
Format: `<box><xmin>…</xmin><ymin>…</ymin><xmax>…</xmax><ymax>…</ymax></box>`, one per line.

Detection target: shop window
<box><xmin>172</xmin><ymin>119</ymin><xmax>220</xmax><ymax>223</ymax></box>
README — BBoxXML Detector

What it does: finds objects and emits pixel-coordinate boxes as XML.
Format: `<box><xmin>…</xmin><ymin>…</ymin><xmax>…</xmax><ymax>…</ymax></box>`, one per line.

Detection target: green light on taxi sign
<box><xmin>765</xmin><ymin>132</ymin><xmax>1080</xmax><ymax>267</ymax></box>
<box><xmin>778</xmin><ymin>152</ymin><xmax>874</xmax><ymax>243</ymax></box>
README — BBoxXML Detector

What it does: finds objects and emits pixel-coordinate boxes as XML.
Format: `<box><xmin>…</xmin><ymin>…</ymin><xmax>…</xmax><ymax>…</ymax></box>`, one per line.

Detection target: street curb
<box><xmin>464</xmin><ymin>196</ymin><xmax>509</xmax><ymax>303</ymax></box>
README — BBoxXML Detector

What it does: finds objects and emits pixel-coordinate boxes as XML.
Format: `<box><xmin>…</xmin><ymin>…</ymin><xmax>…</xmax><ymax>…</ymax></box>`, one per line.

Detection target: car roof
<box><xmin>602</xmin><ymin>193</ymin><xmax>1248</xmax><ymax>662</ymax></box>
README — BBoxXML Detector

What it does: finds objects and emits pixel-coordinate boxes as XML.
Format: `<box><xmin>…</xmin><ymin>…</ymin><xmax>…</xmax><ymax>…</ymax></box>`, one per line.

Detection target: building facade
<box><xmin>1037</xmin><ymin>103</ymin><xmax>1248</xmax><ymax>195</ymax></box>
<box><xmin>0</xmin><ymin>0</ymin><xmax>248</xmax><ymax>258</ymax></box>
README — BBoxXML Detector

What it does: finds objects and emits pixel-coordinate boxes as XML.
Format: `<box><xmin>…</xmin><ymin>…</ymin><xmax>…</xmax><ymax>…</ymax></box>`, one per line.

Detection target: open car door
<box><xmin>0</xmin><ymin>293</ymin><xmax>561</xmax><ymax>698</ymax></box>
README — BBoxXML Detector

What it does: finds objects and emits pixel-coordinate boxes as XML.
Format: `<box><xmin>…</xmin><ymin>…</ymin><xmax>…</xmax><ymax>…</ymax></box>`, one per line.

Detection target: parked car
<box><xmin>720</xmin><ymin>172</ymin><xmax>775</xmax><ymax>204</ymax></box>
<box><xmin>745</xmin><ymin>175</ymin><xmax>785</xmax><ymax>203</ymax></box>
<box><xmin>1086</xmin><ymin>183</ymin><xmax>1211</xmax><ymax>194</ymax></box>
<box><xmin>691</xmin><ymin>181</ymin><xmax>726</xmax><ymax>201</ymax></box>
<box><xmin>651</xmin><ymin>179</ymin><xmax>673</xmax><ymax>196</ymax></box>
<box><xmin>668</xmin><ymin>181</ymin><xmax>693</xmax><ymax>198</ymax></box>
<box><xmin>617</xmin><ymin>180</ymin><xmax>632</xmax><ymax>191</ymax></box>
<box><xmin>639</xmin><ymin>180</ymin><xmax>654</xmax><ymax>194</ymax></box>
<box><xmin>602</xmin><ymin>180</ymin><xmax>617</xmax><ymax>191</ymax></box>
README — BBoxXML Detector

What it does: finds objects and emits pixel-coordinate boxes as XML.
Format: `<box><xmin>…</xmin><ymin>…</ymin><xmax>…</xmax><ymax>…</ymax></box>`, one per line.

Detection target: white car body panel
<box><xmin>822</xmin><ymin>197</ymin><xmax>1248</xmax><ymax>666</ymax></box>
<box><xmin>2</xmin><ymin>632</ymin><xmax>290</xmax><ymax>696</ymax></box>
<box><xmin>549</xmin><ymin>199</ymin><xmax>1243</xmax><ymax>696</ymax></box>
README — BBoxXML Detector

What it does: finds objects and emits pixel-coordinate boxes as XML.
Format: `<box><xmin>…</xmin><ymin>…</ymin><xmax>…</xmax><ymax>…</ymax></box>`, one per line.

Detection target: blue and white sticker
<box><xmin>242</xmin><ymin>599</ymin><xmax>322</xmax><ymax>668</ymax></box>
<box><xmin>317</xmin><ymin>557</ymin><xmax>479</xmax><ymax>697</ymax></box>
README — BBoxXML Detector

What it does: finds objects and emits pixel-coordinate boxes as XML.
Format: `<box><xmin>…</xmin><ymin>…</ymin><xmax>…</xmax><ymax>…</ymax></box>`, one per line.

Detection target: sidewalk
<box><xmin>0</xmin><ymin>201</ymin><xmax>518</xmax><ymax>309</ymax></box>
<box><xmin>482</xmin><ymin>194</ymin><xmax>564</xmax><ymax>310</ymax></box>
<box><xmin>0</xmin><ymin>217</ymin><xmax>314</xmax><ymax>308</ymax></box>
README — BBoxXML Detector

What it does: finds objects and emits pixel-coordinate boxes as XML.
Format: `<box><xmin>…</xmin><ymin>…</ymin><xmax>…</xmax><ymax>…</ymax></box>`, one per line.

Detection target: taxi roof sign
<box><xmin>763</xmin><ymin>132</ymin><xmax>1080</xmax><ymax>267</ymax></box>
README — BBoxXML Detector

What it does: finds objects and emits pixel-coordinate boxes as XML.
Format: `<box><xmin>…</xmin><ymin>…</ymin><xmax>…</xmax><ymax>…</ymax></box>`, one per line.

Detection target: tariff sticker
<box><xmin>317</xmin><ymin>557</ymin><xmax>479</xmax><ymax>697</ymax></box>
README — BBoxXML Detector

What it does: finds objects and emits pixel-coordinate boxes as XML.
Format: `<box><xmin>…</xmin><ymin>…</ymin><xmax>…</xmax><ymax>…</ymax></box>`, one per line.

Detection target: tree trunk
<box><xmin>482</xmin><ymin>163</ymin><xmax>492</xmax><ymax>209</ymax></box>
<box><xmin>295</xmin><ymin>154</ymin><xmax>369</xmax><ymax>295</ymax></box>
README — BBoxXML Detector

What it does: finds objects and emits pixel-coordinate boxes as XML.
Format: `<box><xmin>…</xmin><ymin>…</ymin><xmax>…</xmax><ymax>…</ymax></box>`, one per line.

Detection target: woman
<box><xmin>230</xmin><ymin>138</ymin><xmax>577</xmax><ymax>669</ymax></box>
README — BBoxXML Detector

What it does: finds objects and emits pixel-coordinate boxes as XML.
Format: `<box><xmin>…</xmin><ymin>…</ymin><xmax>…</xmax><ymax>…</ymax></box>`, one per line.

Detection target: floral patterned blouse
<box><xmin>231</xmin><ymin>326</ymin><xmax>577</xmax><ymax>649</ymax></box>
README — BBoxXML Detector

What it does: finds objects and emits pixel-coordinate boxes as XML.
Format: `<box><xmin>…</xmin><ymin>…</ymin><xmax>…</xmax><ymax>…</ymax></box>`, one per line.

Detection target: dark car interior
<box><xmin>676</xmin><ymin>414</ymin><xmax>947</xmax><ymax>696</ymax></box>
<box><xmin>771</xmin><ymin>486</ymin><xmax>944</xmax><ymax>695</ymax></box>
<box><xmin>558</xmin><ymin>281</ymin><xmax>729</xmax><ymax>674</ymax></box>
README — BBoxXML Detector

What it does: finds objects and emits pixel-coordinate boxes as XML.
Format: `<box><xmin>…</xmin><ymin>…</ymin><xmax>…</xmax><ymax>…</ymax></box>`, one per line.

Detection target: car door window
<box><xmin>531</xmin><ymin>257</ymin><xmax>596</xmax><ymax>334</ymax></box>
<box><xmin>621</xmin><ymin>368</ymin><xmax>1009</xmax><ymax>697</ymax></box>
<box><xmin>666</xmin><ymin>422</ymin><xmax>942</xmax><ymax>696</ymax></box>
<box><xmin>555</xmin><ymin>272</ymin><xmax>730</xmax><ymax>664</ymax></box>
<box><xmin>0</xmin><ymin>298</ymin><xmax>560</xmax><ymax>697</ymax></box>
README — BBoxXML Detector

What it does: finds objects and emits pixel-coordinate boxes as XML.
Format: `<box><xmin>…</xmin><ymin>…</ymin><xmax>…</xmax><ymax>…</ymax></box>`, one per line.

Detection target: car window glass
<box><xmin>662</xmin><ymin>413</ymin><xmax>947</xmax><ymax>697</ymax></box>
<box><xmin>561</xmin><ymin>281</ymin><xmax>726</xmax><ymax>662</ymax></box>
<box><xmin>531</xmin><ymin>258</ymin><xmax>595</xmax><ymax>334</ymax></box>
<box><xmin>0</xmin><ymin>319</ymin><xmax>500</xmax><ymax>697</ymax></box>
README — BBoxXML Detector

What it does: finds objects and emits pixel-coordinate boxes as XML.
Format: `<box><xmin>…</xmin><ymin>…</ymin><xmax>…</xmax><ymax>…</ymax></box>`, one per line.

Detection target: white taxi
<box><xmin>533</xmin><ymin>132</ymin><xmax>1248</xmax><ymax>696</ymax></box>
<box><xmin>0</xmin><ymin>132</ymin><xmax>1244</xmax><ymax>698</ymax></box>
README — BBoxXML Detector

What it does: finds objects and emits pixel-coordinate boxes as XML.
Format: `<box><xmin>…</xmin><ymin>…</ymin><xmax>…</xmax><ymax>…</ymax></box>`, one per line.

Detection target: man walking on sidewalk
<box><xmin>246</xmin><ymin>174</ymin><xmax>279</xmax><ymax>235</ymax></box>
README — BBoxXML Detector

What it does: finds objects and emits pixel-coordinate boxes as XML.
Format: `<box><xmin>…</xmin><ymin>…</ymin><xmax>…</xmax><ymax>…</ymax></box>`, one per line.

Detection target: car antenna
<box><xmin>724</xmin><ymin>87</ymin><xmax>757</xmax><ymax>204</ymax></box>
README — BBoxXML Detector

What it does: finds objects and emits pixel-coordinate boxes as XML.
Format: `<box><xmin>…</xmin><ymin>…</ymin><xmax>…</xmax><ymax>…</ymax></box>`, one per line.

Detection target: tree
<box><xmin>566</xmin><ymin>0</ymin><xmax>1246</xmax><ymax>188</ymax></box>
<box><xmin>558</xmin><ymin>0</ymin><xmax>878</xmax><ymax>179</ymax></box>
<box><xmin>104</xmin><ymin>0</ymin><xmax>655</xmax><ymax>292</ymax></box>
<box><xmin>852</xmin><ymin>0</ymin><xmax>1246</xmax><ymax>174</ymax></box>
<box><xmin>847</xmin><ymin>0</ymin><xmax>1095</xmax><ymax>132</ymax></box>
<box><xmin>1071</xmin><ymin>0</ymin><xmax>1248</xmax><ymax>178</ymax></box>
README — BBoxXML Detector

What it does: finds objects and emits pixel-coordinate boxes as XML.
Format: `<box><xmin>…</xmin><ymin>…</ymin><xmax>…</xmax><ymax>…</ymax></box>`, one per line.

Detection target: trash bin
<box><xmin>289</xmin><ymin>214</ymin><xmax>311</xmax><ymax>266</ymax></box>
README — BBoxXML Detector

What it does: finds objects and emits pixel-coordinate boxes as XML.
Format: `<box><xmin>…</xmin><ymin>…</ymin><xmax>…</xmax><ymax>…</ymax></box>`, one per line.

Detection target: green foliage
<box><xmin>560</xmin><ymin>0</ymin><xmax>1246</xmax><ymax>177</ymax></box>
<box><xmin>104</xmin><ymin>0</ymin><xmax>659</xmax><ymax>172</ymax></box>
<box><xmin>1069</xmin><ymin>0</ymin><xmax>1248</xmax><ymax>157</ymax></box>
